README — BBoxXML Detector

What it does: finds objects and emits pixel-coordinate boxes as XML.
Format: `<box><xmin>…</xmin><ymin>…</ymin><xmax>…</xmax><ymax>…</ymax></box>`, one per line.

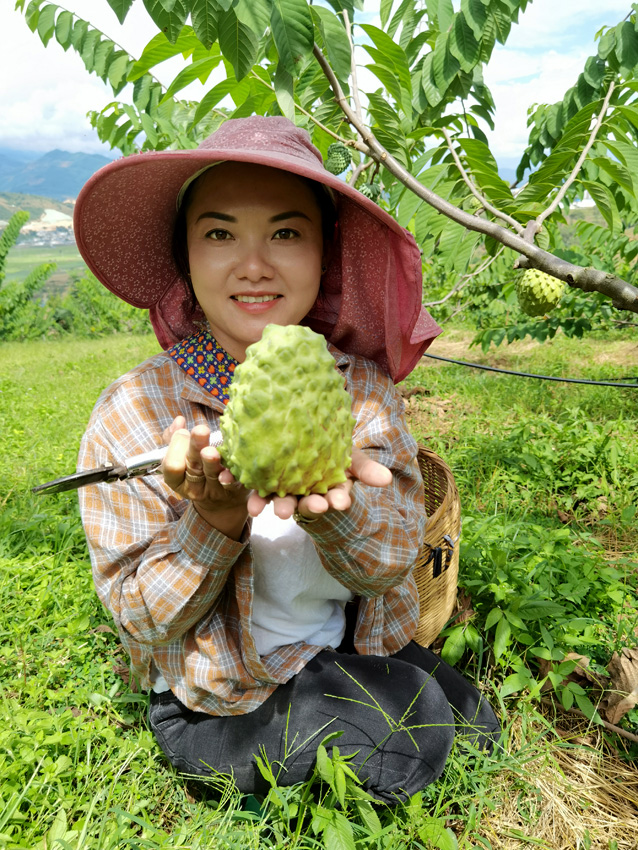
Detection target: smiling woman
<box><xmin>73</xmin><ymin>115</ymin><xmax>499</xmax><ymax>804</ymax></box>
<box><xmin>179</xmin><ymin>162</ymin><xmax>326</xmax><ymax>360</ymax></box>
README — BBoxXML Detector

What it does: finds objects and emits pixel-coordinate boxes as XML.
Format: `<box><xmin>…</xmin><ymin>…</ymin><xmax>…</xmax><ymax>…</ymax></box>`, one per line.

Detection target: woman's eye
<box><xmin>273</xmin><ymin>228</ymin><xmax>298</xmax><ymax>240</ymax></box>
<box><xmin>206</xmin><ymin>229</ymin><xmax>231</xmax><ymax>241</ymax></box>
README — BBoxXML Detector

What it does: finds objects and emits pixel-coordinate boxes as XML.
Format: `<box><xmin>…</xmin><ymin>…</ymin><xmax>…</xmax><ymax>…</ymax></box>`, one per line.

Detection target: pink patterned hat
<box><xmin>74</xmin><ymin>116</ymin><xmax>441</xmax><ymax>383</ymax></box>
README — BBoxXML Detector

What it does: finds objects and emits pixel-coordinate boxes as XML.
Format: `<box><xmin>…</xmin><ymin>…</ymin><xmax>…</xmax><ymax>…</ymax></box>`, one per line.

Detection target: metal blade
<box><xmin>31</xmin><ymin>464</ymin><xmax>127</xmax><ymax>495</ymax></box>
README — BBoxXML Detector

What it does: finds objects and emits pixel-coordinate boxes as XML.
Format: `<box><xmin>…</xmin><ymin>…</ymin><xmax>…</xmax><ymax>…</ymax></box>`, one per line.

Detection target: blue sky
<box><xmin>0</xmin><ymin>0</ymin><xmax>631</xmax><ymax>165</ymax></box>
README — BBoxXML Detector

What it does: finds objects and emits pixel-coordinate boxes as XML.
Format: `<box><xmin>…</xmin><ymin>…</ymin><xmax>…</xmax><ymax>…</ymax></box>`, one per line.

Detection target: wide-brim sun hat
<box><xmin>74</xmin><ymin>116</ymin><xmax>441</xmax><ymax>383</ymax></box>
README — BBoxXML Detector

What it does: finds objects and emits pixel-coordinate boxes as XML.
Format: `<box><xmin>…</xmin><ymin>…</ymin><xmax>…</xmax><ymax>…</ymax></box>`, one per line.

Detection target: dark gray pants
<box><xmin>148</xmin><ymin>642</ymin><xmax>499</xmax><ymax>804</ymax></box>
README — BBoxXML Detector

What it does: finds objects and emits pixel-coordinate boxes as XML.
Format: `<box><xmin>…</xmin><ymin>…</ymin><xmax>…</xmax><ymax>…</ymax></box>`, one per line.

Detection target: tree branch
<box><xmin>423</xmin><ymin>246</ymin><xmax>505</xmax><ymax>307</ymax></box>
<box><xmin>535</xmin><ymin>82</ymin><xmax>616</xmax><ymax>231</ymax></box>
<box><xmin>441</xmin><ymin>128</ymin><xmax>525</xmax><ymax>235</ymax></box>
<box><xmin>313</xmin><ymin>44</ymin><xmax>638</xmax><ymax>314</ymax></box>
<box><xmin>349</xmin><ymin>158</ymin><xmax>373</xmax><ymax>185</ymax></box>
<box><xmin>342</xmin><ymin>10</ymin><xmax>365</xmax><ymax>132</ymax></box>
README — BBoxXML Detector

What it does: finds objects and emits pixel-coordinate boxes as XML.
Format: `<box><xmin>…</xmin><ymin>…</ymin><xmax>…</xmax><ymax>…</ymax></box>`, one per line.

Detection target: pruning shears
<box><xmin>31</xmin><ymin>447</ymin><xmax>169</xmax><ymax>495</ymax></box>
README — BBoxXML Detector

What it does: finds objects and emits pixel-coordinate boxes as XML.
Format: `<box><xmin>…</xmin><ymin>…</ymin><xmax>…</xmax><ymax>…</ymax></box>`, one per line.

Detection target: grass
<box><xmin>1</xmin><ymin>328</ymin><xmax>637</xmax><ymax>848</ymax></box>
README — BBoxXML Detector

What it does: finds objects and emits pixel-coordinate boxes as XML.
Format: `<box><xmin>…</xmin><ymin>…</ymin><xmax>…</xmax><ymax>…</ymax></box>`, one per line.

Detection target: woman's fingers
<box><xmin>349</xmin><ymin>448</ymin><xmax>392</xmax><ymax>487</ymax></box>
<box><xmin>161</xmin><ymin>415</ymin><xmax>186</xmax><ymax>445</ymax></box>
<box><xmin>162</xmin><ymin>428</ymin><xmax>191</xmax><ymax>489</ymax></box>
<box><xmin>185</xmin><ymin>424</ymin><xmax>211</xmax><ymax>473</ymax></box>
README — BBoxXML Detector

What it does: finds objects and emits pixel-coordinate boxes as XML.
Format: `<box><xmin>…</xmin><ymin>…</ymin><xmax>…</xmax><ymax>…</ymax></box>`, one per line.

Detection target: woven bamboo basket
<box><xmin>413</xmin><ymin>445</ymin><xmax>461</xmax><ymax>647</ymax></box>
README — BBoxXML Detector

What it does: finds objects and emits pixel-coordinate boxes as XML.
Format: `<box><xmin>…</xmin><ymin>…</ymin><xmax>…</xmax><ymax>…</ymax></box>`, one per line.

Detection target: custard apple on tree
<box><xmin>325</xmin><ymin>142</ymin><xmax>351</xmax><ymax>175</ymax></box>
<box><xmin>219</xmin><ymin>324</ymin><xmax>355</xmax><ymax>497</ymax></box>
<box><xmin>514</xmin><ymin>268</ymin><xmax>565</xmax><ymax>317</ymax></box>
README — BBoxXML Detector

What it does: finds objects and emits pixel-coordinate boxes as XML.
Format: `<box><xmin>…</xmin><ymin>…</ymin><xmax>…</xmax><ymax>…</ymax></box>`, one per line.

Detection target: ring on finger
<box><xmin>293</xmin><ymin>510</ymin><xmax>319</xmax><ymax>524</ymax></box>
<box><xmin>185</xmin><ymin>470</ymin><xmax>206</xmax><ymax>484</ymax></box>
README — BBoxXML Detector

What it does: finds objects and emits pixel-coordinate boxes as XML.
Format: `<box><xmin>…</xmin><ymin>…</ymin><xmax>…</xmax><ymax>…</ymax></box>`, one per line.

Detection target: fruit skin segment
<box><xmin>515</xmin><ymin>268</ymin><xmax>566</xmax><ymax>317</ymax></box>
<box><xmin>219</xmin><ymin>324</ymin><xmax>355</xmax><ymax>498</ymax></box>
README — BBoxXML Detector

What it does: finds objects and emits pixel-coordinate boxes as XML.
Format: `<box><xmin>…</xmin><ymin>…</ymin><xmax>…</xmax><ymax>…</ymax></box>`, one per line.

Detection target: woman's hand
<box><xmin>246</xmin><ymin>448</ymin><xmax>392</xmax><ymax>521</ymax></box>
<box><xmin>161</xmin><ymin>417</ymin><xmax>249</xmax><ymax>540</ymax></box>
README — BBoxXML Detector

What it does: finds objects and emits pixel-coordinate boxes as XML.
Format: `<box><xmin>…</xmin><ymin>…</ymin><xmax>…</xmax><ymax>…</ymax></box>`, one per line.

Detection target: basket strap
<box><xmin>424</xmin><ymin>526</ymin><xmax>462</xmax><ymax>577</ymax></box>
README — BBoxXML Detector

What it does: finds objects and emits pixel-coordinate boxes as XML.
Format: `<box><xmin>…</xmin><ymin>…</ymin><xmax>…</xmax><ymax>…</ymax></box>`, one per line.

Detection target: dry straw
<box><xmin>477</xmin><ymin>712</ymin><xmax>638</xmax><ymax>849</ymax></box>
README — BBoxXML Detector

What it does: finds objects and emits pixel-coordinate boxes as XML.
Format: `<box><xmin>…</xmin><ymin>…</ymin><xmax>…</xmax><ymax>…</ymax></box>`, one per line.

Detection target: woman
<box><xmin>76</xmin><ymin>116</ymin><xmax>499</xmax><ymax>804</ymax></box>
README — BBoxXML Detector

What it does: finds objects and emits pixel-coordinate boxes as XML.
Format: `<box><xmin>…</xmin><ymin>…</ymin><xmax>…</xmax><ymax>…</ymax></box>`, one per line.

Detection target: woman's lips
<box><xmin>231</xmin><ymin>294</ymin><xmax>282</xmax><ymax>313</ymax></box>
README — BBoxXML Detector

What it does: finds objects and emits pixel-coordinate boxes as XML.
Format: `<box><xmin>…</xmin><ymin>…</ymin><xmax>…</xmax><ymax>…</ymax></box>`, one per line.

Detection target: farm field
<box><xmin>4</xmin><ymin>242</ymin><xmax>87</xmax><ymax>293</ymax></box>
<box><xmin>1</xmin><ymin>328</ymin><xmax>637</xmax><ymax>848</ymax></box>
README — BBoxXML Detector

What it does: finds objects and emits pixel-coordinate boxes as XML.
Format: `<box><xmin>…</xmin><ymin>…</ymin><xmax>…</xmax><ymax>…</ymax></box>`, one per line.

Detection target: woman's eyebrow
<box><xmin>195</xmin><ymin>211</ymin><xmax>236</xmax><ymax>223</ymax></box>
<box><xmin>270</xmin><ymin>211</ymin><xmax>312</xmax><ymax>223</ymax></box>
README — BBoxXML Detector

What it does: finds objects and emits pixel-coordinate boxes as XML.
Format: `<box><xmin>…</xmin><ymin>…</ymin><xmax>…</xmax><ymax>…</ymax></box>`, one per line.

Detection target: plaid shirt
<box><xmin>79</xmin><ymin>345</ymin><xmax>425</xmax><ymax>716</ymax></box>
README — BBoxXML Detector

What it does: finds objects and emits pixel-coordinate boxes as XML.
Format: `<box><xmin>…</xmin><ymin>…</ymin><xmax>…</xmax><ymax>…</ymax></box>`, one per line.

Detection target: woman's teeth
<box><xmin>234</xmin><ymin>295</ymin><xmax>280</xmax><ymax>303</ymax></box>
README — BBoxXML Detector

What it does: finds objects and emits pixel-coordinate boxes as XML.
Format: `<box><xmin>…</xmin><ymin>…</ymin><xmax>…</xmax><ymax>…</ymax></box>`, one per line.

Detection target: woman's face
<box><xmin>185</xmin><ymin>162</ymin><xmax>325</xmax><ymax>362</ymax></box>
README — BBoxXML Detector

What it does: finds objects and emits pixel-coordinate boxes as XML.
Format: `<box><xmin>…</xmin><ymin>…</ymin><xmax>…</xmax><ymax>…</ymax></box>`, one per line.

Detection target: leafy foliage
<box><xmin>0</xmin><ymin>211</ymin><xmax>55</xmax><ymax>339</ymax></box>
<box><xmin>14</xmin><ymin>0</ymin><xmax>638</xmax><ymax>322</ymax></box>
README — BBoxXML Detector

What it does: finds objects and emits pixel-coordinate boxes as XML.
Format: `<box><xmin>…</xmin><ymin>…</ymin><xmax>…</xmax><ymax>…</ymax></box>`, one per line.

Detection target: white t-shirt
<box><xmin>152</xmin><ymin>502</ymin><xmax>353</xmax><ymax>693</ymax></box>
<box><xmin>250</xmin><ymin>502</ymin><xmax>353</xmax><ymax>655</ymax></box>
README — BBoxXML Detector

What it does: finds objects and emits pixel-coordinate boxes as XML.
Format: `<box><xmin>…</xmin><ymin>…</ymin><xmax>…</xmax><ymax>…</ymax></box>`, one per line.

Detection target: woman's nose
<box><xmin>235</xmin><ymin>242</ymin><xmax>275</xmax><ymax>281</ymax></box>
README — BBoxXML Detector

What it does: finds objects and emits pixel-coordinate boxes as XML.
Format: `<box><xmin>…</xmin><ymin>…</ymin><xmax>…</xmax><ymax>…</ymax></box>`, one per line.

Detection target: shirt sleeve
<box><xmin>78</xmin><ymin>391</ymin><xmax>248</xmax><ymax>648</ymax></box>
<box><xmin>305</xmin><ymin>357</ymin><xmax>425</xmax><ymax>597</ymax></box>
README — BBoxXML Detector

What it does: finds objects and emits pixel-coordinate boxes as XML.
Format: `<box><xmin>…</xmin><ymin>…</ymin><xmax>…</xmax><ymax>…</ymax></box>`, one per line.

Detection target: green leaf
<box><xmin>24</xmin><ymin>0</ymin><xmax>42</xmax><ymax>33</ymax></box>
<box><xmin>37</xmin><ymin>3</ymin><xmax>57</xmax><ymax>46</ymax></box>
<box><xmin>437</xmin><ymin>0</ymin><xmax>454</xmax><ymax>33</ymax></box>
<box><xmin>432</xmin><ymin>33</ymin><xmax>459</xmax><ymax>92</ymax></box>
<box><xmin>93</xmin><ymin>40</ymin><xmax>115</xmax><ymax>79</ymax></box>
<box><xmin>421</xmin><ymin>53</ymin><xmax>443</xmax><ymax>108</ymax></box>
<box><xmin>160</xmin><ymin>55</ymin><xmax>221</xmax><ymax>102</ymax></box>
<box><xmin>462</xmin><ymin>0</ymin><xmax>487</xmax><ymax>39</ymax></box>
<box><xmin>140</xmin><ymin>112</ymin><xmax>159</xmax><ymax>147</ymax></box>
<box><xmin>597</xmin><ymin>27</ymin><xmax>616</xmax><ymax>61</ymax></box>
<box><xmin>234</xmin><ymin>0</ymin><xmax>271</xmax><ymax>36</ymax></box>
<box><xmin>324</xmin><ymin>813</ymin><xmax>356</xmax><ymax>850</ymax></box>
<box><xmin>441</xmin><ymin>625</ymin><xmax>466</xmax><ymax>666</ymax></box>
<box><xmin>592</xmin><ymin>156</ymin><xmax>634</xmax><ymax>196</ymax></box>
<box><xmin>108</xmin><ymin>52</ymin><xmax>132</xmax><ymax>92</ymax></box>
<box><xmin>574</xmin><ymin>693</ymin><xmax>602</xmax><ymax>724</ymax></box>
<box><xmin>334</xmin><ymin>762</ymin><xmax>347</xmax><ymax>808</ymax></box>
<box><xmin>493</xmin><ymin>617</ymin><xmax>511</xmax><ymax>660</ymax></box>
<box><xmin>191</xmin><ymin>76</ymin><xmax>251</xmax><ymax>127</ymax></box>
<box><xmin>218</xmin><ymin>9</ymin><xmax>258</xmax><ymax>81</ymax></box>
<box><xmin>615</xmin><ymin>20</ymin><xmax>638</xmax><ymax>77</ymax></box>
<box><xmin>449</xmin><ymin>13</ymin><xmax>479</xmax><ymax>72</ymax></box>
<box><xmin>106</xmin><ymin>0</ymin><xmax>135</xmax><ymax>24</ymax></box>
<box><xmin>583</xmin><ymin>55</ymin><xmax>605</xmax><ymax>89</ymax></box>
<box><xmin>354</xmin><ymin>798</ymin><xmax>382</xmax><ymax>834</ymax></box>
<box><xmin>69</xmin><ymin>22</ymin><xmax>95</xmax><ymax>60</ymax></box>
<box><xmin>499</xmin><ymin>672</ymin><xmax>531</xmax><ymax>699</ymax></box>
<box><xmin>603</xmin><ymin>139</ymin><xmax>638</xmax><ymax>184</ymax></box>
<box><xmin>311</xmin><ymin>6</ymin><xmax>351</xmax><ymax>81</ymax></box>
<box><xmin>129</xmin><ymin>29</ymin><xmax>198</xmax><ymax>81</ymax></box>
<box><xmin>142</xmin><ymin>0</ymin><xmax>189</xmax><ymax>44</ymax></box>
<box><xmin>360</xmin><ymin>24</ymin><xmax>411</xmax><ymax>95</ymax></box>
<box><xmin>418</xmin><ymin>816</ymin><xmax>458</xmax><ymax>850</ymax></box>
<box><xmin>270</xmin><ymin>0</ymin><xmax>314</xmax><ymax>75</ymax></box>
<box><xmin>191</xmin><ymin>0</ymin><xmax>219</xmax><ymax>49</ymax></box>
<box><xmin>380</xmin><ymin>0</ymin><xmax>394</xmax><ymax>28</ymax></box>
<box><xmin>54</xmin><ymin>9</ymin><xmax>73</xmax><ymax>49</ymax></box>
<box><xmin>315</xmin><ymin>744</ymin><xmax>334</xmax><ymax>785</ymax></box>
<box><xmin>581</xmin><ymin>180</ymin><xmax>619</xmax><ymax>232</ymax></box>
<box><xmin>516</xmin><ymin>600</ymin><xmax>566</xmax><ymax>621</ymax></box>
<box><xmin>81</xmin><ymin>29</ymin><xmax>101</xmax><ymax>71</ymax></box>
<box><xmin>484</xmin><ymin>607</ymin><xmax>502</xmax><ymax>630</ymax></box>
<box><xmin>273</xmin><ymin>63</ymin><xmax>295</xmax><ymax>122</ymax></box>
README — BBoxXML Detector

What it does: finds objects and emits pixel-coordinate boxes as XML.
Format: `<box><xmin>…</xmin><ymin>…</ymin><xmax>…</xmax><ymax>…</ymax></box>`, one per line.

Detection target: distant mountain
<box><xmin>0</xmin><ymin>149</ymin><xmax>113</xmax><ymax>201</ymax></box>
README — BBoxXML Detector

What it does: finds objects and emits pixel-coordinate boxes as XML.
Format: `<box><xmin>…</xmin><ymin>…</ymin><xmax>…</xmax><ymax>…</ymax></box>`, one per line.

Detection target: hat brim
<box><xmin>74</xmin><ymin>141</ymin><xmax>441</xmax><ymax>382</ymax></box>
<box><xmin>75</xmin><ymin>147</ymin><xmax>407</xmax><ymax>309</ymax></box>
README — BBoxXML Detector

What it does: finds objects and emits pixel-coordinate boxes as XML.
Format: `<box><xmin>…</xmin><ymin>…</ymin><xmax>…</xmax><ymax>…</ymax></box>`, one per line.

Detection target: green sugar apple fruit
<box><xmin>325</xmin><ymin>142</ymin><xmax>351</xmax><ymax>175</ymax></box>
<box><xmin>515</xmin><ymin>268</ymin><xmax>565</xmax><ymax>317</ymax></box>
<box><xmin>219</xmin><ymin>324</ymin><xmax>355</xmax><ymax>497</ymax></box>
